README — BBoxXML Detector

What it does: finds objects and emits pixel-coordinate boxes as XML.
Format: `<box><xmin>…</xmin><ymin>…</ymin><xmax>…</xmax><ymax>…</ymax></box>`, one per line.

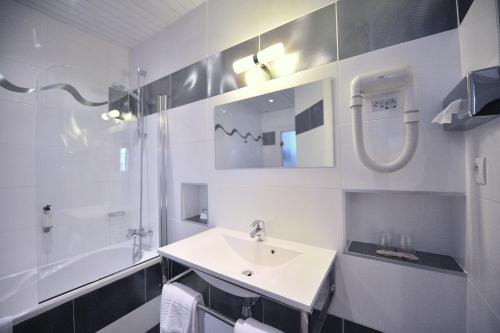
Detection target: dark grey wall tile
<box><xmin>146</xmin><ymin>323</ymin><xmax>160</xmax><ymax>333</ymax></box>
<box><xmin>295</xmin><ymin>100</ymin><xmax>324</xmax><ymax>135</ymax></box>
<box><xmin>171</xmin><ymin>260</ymin><xmax>190</xmax><ymax>278</ymax></box>
<box><xmin>310</xmin><ymin>101</ymin><xmax>324</xmax><ymax>129</ymax></box>
<box><xmin>170</xmin><ymin>60</ymin><xmax>208</xmax><ymax>108</ymax></box>
<box><xmin>260</xmin><ymin>4</ymin><xmax>337</xmax><ymax>73</ymax></box>
<box><xmin>321</xmin><ymin>314</ymin><xmax>342</xmax><ymax>333</ymax></box>
<box><xmin>74</xmin><ymin>270</ymin><xmax>145</xmax><ymax>333</ymax></box>
<box><xmin>262</xmin><ymin>297</ymin><xmax>301</xmax><ymax>333</ymax></box>
<box><xmin>14</xmin><ymin>301</ymin><xmax>74</xmax><ymax>333</ymax></box>
<box><xmin>263</xmin><ymin>131</ymin><xmax>276</xmax><ymax>146</ymax></box>
<box><xmin>178</xmin><ymin>273</ymin><xmax>210</xmax><ymax>305</ymax></box>
<box><xmin>146</xmin><ymin>263</ymin><xmax>163</xmax><ymax>302</ymax></box>
<box><xmin>295</xmin><ymin>110</ymin><xmax>310</xmax><ymax>135</ymax></box>
<box><xmin>209</xmin><ymin>285</ymin><xmax>263</xmax><ymax>322</ymax></box>
<box><xmin>207</xmin><ymin>38</ymin><xmax>259</xmax><ymax>96</ymax></box>
<box><xmin>142</xmin><ymin>75</ymin><xmax>170</xmax><ymax>116</ymax></box>
<box><xmin>457</xmin><ymin>0</ymin><xmax>474</xmax><ymax>22</ymax></box>
<box><xmin>338</xmin><ymin>0</ymin><xmax>457</xmax><ymax>59</ymax></box>
<box><xmin>309</xmin><ymin>311</ymin><xmax>342</xmax><ymax>333</ymax></box>
<box><xmin>344</xmin><ymin>319</ymin><xmax>382</xmax><ymax>333</ymax></box>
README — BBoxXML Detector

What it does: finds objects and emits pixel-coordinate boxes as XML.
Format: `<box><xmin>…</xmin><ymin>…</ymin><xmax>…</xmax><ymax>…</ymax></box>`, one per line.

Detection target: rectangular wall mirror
<box><xmin>214</xmin><ymin>78</ymin><xmax>335</xmax><ymax>169</ymax></box>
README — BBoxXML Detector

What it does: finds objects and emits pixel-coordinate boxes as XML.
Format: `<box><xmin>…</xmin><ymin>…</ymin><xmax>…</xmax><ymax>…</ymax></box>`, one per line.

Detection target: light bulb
<box><xmin>101</xmin><ymin>112</ymin><xmax>111</xmax><ymax>120</ymax></box>
<box><xmin>269</xmin><ymin>99</ymin><xmax>274</xmax><ymax>103</ymax></box>
<box><xmin>244</xmin><ymin>66</ymin><xmax>271</xmax><ymax>86</ymax></box>
<box><xmin>269</xmin><ymin>52</ymin><xmax>300</xmax><ymax>77</ymax></box>
<box><xmin>232</xmin><ymin>54</ymin><xmax>256</xmax><ymax>74</ymax></box>
<box><xmin>122</xmin><ymin>112</ymin><xmax>133</xmax><ymax>121</ymax></box>
<box><xmin>257</xmin><ymin>43</ymin><xmax>285</xmax><ymax>64</ymax></box>
<box><xmin>108</xmin><ymin>109</ymin><xmax>120</xmax><ymax>118</ymax></box>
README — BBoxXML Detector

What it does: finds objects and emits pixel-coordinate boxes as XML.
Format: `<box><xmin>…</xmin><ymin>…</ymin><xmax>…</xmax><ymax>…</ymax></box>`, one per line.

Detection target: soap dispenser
<box><xmin>42</xmin><ymin>205</ymin><xmax>53</xmax><ymax>233</ymax></box>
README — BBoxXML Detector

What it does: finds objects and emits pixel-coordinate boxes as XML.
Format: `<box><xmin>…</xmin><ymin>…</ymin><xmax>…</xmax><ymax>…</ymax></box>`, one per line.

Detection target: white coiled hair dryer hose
<box><xmin>350</xmin><ymin>67</ymin><xmax>419</xmax><ymax>173</ymax></box>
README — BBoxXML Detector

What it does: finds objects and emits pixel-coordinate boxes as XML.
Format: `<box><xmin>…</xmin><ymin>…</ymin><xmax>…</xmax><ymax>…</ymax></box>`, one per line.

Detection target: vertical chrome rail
<box><xmin>136</xmin><ymin>68</ymin><xmax>147</xmax><ymax>263</ymax></box>
<box><xmin>158</xmin><ymin>95</ymin><xmax>169</xmax><ymax>247</ymax></box>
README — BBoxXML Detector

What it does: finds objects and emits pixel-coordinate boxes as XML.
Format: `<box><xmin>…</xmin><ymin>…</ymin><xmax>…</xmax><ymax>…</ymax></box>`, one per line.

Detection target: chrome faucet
<box><xmin>249</xmin><ymin>220</ymin><xmax>265</xmax><ymax>241</ymax></box>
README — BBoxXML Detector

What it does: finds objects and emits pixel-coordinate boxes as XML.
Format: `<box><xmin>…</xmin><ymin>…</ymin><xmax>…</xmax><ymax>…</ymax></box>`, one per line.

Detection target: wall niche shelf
<box><xmin>181</xmin><ymin>183</ymin><xmax>208</xmax><ymax>225</ymax></box>
<box><xmin>345</xmin><ymin>241</ymin><xmax>465</xmax><ymax>275</ymax></box>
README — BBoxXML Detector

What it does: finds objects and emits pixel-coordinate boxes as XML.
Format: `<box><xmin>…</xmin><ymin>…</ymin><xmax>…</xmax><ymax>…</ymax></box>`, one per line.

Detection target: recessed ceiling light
<box><xmin>268</xmin><ymin>98</ymin><xmax>274</xmax><ymax>103</ymax></box>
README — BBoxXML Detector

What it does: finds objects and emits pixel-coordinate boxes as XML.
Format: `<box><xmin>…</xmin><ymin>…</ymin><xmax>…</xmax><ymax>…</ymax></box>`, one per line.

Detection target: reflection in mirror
<box><xmin>104</xmin><ymin>84</ymin><xmax>138</xmax><ymax>121</ymax></box>
<box><xmin>214</xmin><ymin>79</ymin><xmax>334</xmax><ymax>169</ymax></box>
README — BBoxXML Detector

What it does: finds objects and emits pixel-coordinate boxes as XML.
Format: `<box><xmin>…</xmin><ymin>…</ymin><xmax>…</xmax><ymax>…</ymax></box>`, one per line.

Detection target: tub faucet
<box><xmin>249</xmin><ymin>220</ymin><xmax>265</xmax><ymax>241</ymax></box>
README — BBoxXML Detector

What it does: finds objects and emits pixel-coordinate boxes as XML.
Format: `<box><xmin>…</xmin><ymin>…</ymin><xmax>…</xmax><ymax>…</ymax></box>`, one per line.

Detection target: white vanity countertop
<box><xmin>158</xmin><ymin>227</ymin><xmax>336</xmax><ymax>312</ymax></box>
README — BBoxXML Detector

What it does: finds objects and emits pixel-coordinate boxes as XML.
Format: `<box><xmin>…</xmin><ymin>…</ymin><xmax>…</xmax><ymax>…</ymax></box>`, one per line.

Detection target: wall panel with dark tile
<box><xmin>13</xmin><ymin>261</ymin><xmax>163</xmax><ymax>333</ymax></box>
<box><xmin>74</xmin><ymin>269</ymin><xmax>146</xmax><ymax>333</ymax></box>
<box><xmin>207</xmin><ymin>38</ymin><xmax>259</xmax><ymax>96</ymax></box>
<box><xmin>262</xmin><ymin>297</ymin><xmax>301</xmax><ymax>333</ymax></box>
<box><xmin>336</xmin><ymin>0</ymin><xmax>457</xmax><ymax>59</ymax></box>
<box><xmin>260</xmin><ymin>4</ymin><xmax>337</xmax><ymax>72</ymax></box>
<box><xmin>13</xmin><ymin>301</ymin><xmax>74</xmax><ymax>333</ymax></box>
<box><xmin>170</xmin><ymin>60</ymin><xmax>209</xmax><ymax>108</ymax></box>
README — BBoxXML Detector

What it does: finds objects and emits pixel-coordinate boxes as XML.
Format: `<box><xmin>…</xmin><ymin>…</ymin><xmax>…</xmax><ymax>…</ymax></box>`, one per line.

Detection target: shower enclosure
<box><xmin>0</xmin><ymin>63</ymin><xmax>160</xmax><ymax>315</ymax></box>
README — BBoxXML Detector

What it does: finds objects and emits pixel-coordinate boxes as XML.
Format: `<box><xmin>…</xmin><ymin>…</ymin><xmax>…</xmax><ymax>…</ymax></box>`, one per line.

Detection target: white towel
<box><xmin>0</xmin><ymin>316</ymin><xmax>12</xmax><ymax>333</ymax></box>
<box><xmin>160</xmin><ymin>282</ymin><xmax>204</xmax><ymax>333</ymax></box>
<box><xmin>234</xmin><ymin>318</ymin><xmax>284</xmax><ymax>333</ymax></box>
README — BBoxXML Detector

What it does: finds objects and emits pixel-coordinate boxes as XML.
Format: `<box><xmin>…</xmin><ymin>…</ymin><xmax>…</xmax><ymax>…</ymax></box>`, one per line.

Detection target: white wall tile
<box><xmin>0</xmin><ymin>143</ymin><xmax>35</xmax><ymax>188</ymax></box>
<box><xmin>0</xmin><ymin>0</ymin><xmax>48</xmax><ymax>68</ymax></box>
<box><xmin>131</xmin><ymin>3</ymin><xmax>207</xmax><ymax>85</ymax></box>
<box><xmin>346</xmin><ymin>191</ymin><xmax>465</xmax><ymax>256</ymax></box>
<box><xmin>168</xmin><ymin>99</ymin><xmax>210</xmax><ymax>144</ymax></box>
<box><xmin>255</xmin><ymin>0</ymin><xmax>334</xmax><ymax>36</ymax></box>
<box><xmin>466</xmin><ymin>117</ymin><xmax>500</xmax><ymax>204</ymax></box>
<box><xmin>333</xmin><ymin>253</ymin><xmax>466</xmax><ymax>333</ymax></box>
<box><xmin>0</xmin><ymin>99</ymin><xmax>36</xmax><ymax>145</ymax></box>
<box><xmin>210</xmin><ymin>184</ymin><xmax>343</xmax><ymax>249</ymax></box>
<box><xmin>466</xmin><ymin>195</ymin><xmax>500</xmax><ymax>316</ymax></box>
<box><xmin>459</xmin><ymin>0</ymin><xmax>500</xmax><ymax>75</ymax></box>
<box><xmin>340</xmin><ymin>112</ymin><xmax>465</xmax><ymax>192</ymax></box>
<box><xmin>0</xmin><ymin>227</ymin><xmax>37</xmax><ymax>278</ymax></box>
<box><xmin>466</xmin><ymin>282</ymin><xmax>500</xmax><ymax>333</ymax></box>
<box><xmin>338</xmin><ymin>30</ymin><xmax>462</xmax><ymax>125</ymax></box>
<box><xmin>166</xmin><ymin>218</ymin><xmax>209</xmax><ymax>244</ymax></box>
<box><xmin>0</xmin><ymin>186</ymin><xmax>36</xmax><ymax>231</ymax></box>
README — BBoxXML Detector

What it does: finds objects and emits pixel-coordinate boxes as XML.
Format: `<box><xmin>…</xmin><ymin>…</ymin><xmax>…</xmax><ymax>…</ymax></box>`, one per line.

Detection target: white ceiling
<box><xmin>241</xmin><ymin>88</ymin><xmax>295</xmax><ymax>113</ymax></box>
<box><xmin>15</xmin><ymin>0</ymin><xmax>206</xmax><ymax>48</ymax></box>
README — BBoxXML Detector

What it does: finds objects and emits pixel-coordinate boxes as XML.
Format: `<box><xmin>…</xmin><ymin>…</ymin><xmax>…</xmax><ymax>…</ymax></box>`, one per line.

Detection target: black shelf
<box><xmin>184</xmin><ymin>215</ymin><xmax>207</xmax><ymax>224</ymax></box>
<box><xmin>346</xmin><ymin>241</ymin><xmax>465</xmax><ymax>275</ymax></box>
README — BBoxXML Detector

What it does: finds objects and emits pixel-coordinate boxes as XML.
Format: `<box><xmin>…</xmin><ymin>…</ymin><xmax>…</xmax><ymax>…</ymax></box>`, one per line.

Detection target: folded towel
<box><xmin>234</xmin><ymin>318</ymin><xmax>283</xmax><ymax>333</ymax></box>
<box><xmin>0</xmin><ymin>316</ymin><xmax>12</xmax><ymax>333</ymax></box>
<box><xmin>160</xmin><ymin>282</ymin><xmax>204</xmax><ymax>333</ymax></box>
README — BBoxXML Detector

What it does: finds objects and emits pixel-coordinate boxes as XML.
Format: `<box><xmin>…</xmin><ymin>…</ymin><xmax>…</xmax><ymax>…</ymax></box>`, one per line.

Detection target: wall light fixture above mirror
<box><xmin>214</xmin><ymin>78</ymin><xmax>335</xmax><ymax>169</ymax></box>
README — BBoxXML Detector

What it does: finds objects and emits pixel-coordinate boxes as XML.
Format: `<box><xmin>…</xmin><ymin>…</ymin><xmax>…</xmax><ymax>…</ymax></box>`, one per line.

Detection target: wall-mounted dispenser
<box><xmin>435</xmin><ymin>66</ymin><xmax>500</xmax><ymax>130</ymax></box>
<box><xmin>42</xmin><ymin>204</ymin><xmax>53</xmax><ymax>233</ymax></box>
<box><xmin>350</xmin><ymin>67</ymin><xmax>419</xmax><ymax>173</ymax></box>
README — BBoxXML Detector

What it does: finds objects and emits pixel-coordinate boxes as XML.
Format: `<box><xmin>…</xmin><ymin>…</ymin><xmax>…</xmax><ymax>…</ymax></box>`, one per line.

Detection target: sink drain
<box><xmin>241</xmin><ymin>270</ymin><xmax>253</xmax><ymax>277</ymax></box>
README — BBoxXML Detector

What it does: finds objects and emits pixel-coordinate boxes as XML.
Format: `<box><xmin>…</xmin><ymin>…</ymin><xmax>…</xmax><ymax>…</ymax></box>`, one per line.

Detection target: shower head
<box><xmin>137</xmin><ymin>68</ymin><xmax>147</xmax><ymax>77</ymax></box>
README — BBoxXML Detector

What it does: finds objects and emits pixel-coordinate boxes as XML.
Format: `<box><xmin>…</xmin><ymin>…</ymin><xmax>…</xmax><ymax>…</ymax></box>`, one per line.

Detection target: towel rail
<box><xmin>164</xmin><ymin>266</ymin><xmax>336</xmax><ymax>333</ymax></box>
<box><xmin>197</xmin><ymin>303</ymin><xmax>236</xmax><ymax>327</ymax></box>
<box><xmin>165</xmin><ymin>268</ymin><xmax>237</xmax><ymax>326</ymax></box>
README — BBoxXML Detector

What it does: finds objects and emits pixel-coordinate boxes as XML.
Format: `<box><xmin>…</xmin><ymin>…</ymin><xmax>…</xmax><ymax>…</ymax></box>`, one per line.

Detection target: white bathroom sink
<box><xmin>158</xmin><ymin>227</ymin><xmax>336</xmax><ymax>312</ymax></box>
<box><xmin>222</xmin><ymin>234</ymin><xmax>301</xmax><ymax>267</ymax></box>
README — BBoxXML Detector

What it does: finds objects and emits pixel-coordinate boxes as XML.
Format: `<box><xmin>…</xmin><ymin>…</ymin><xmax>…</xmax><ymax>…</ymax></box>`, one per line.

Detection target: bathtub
<box><xmin>0</xmin><ymin>241</ymin><xmax>158</xmax><ymax>319</ymax></box>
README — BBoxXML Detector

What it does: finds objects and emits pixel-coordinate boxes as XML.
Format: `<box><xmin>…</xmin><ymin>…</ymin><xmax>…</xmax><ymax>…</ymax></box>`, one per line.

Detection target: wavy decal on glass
<box><xmin>0</xmin><ymin>73</ymin><xmax>35</xmax><ymax>93</ymax></box>
<box><xmin>0</xmin><ymin>73</ymin><xmax>107</xmax><ymax>107</ymax></box>
<box><xmin>39</xmin><ymin>83</ymin><xmax>107</xmax><ymax>106</ymax></box>
<box><xmin>214</xmin><ymin>123</ymin><xmax>262</xmax><ymax>142</ymax></box>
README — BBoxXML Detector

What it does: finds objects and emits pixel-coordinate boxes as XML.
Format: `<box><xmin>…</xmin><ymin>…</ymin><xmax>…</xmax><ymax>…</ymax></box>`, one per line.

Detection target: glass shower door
<box><xmin>34</xmin><ymin>65</ymin><xmax>144</xmax><ymax>301</ymax></box>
